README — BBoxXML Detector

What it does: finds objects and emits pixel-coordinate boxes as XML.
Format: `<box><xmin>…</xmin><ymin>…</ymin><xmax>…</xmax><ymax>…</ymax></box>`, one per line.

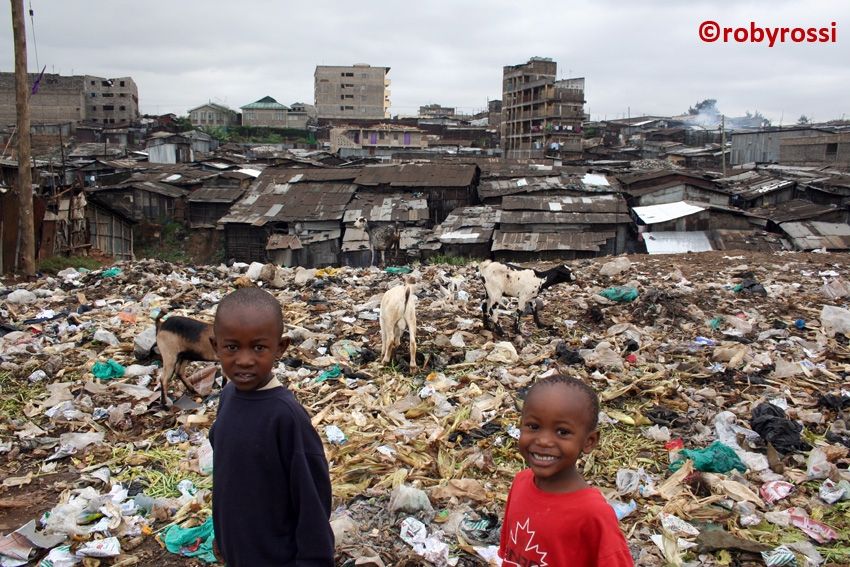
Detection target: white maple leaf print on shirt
<box><xmin>504</xmin><ymin>518</ymin><xmax>548</xmax><ymax>567</ymax></box>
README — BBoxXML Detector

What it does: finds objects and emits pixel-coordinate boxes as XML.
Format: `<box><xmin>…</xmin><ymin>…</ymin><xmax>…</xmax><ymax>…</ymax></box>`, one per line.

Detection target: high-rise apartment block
<box><xmin>314</xmin><ymin>64</ymin><xmax>390</xmax><ymax>120</ymax></box>
<box><xmin>501</xmin><ymin>57</ymin><xmax>585</xmax><ymax>160</ymax></box>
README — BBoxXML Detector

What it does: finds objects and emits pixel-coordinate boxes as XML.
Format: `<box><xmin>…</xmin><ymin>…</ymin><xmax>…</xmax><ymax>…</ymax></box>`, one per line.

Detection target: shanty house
<box><xmin>431</xmin><ymin>205</ymin><xmax>500</xmax><ymax>259</ymax></box>
<box><xmin>187</xmin><ymin>187</ymin><xmax>246</xmax><ymax>228</ymax></box>
<box><xmin>749</xmin><ymin>199</ymin><xmax>848</xmax><ymax>232</ymax></box>
<box><xmin>798</xmin><ymin>175</ymin><xmax>850</xmax><ymax>207</ymax></box>
<box><xmin>353</xmin><ymin>163</ymin><xmax>479</xmax><ymax>224</ymax></box>
<box><xmin>341</xmin><ymin>192</ymin><xmax>430</xmax><ymax>266</ymax></box>
<box><xmin>617</xmin><ymin>170</ymin><xmax>729</xmax><ymax>207</ymax></box>
<box><xmin>83</xmin><ymin>181</ymin><xmax>188</xmax><ymax>223</ymax></box>
<box><xmin>633</xmin><ymin>201</ymin><xmax>784</xmax><ymax>254</ymax></box>
<box><xmin>84</xmin><ymin>193</ymin><xmax>135</xmax><ymax>260</ymax></box>
<box><xmin>478</xmin><ymin>172</ymin><xmax>620</xmax><ymax>206</ymax></box>
<box><xmin>218</xmin><ymin>167</ymin><xmax>359</xmax><ymax>266</ymax></box>
<box><xmin>492</xmin><ymin>193</ymin><xmax>632</xmax><ymax>261</ymax></box>
<box><xmin>145</xmin><ymin>132</ymin><xmax>193</xmax><ymax>164</ymax></box>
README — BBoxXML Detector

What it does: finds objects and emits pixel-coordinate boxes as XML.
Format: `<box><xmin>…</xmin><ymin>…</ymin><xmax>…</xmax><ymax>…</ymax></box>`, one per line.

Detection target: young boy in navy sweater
<box><xmin>499</xmin><ymin>374</ymin><xmax>633</xmax><ymax>566</ymax></box>
<box><xmin>209</xmin><ymin>287</ymin><xmax>334</xmax><ymax>566</ymax></box>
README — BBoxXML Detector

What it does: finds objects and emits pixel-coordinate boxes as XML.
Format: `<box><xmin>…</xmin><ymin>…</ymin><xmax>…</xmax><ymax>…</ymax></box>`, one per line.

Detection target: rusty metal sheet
<box><xmin>433</xmin><ymin>205</ymin><xmax>500</xmax><ymax>244</ymax></box>
<box><xmin>187</xmin><ymin>187</ymin><xmax>245</xmax><ymax>203</ymax></box>
<box><xmin>354</xmin><ymin>163</ymin><xmax>477</xmax><ymax>187</ymax></box>
<box><xmin>343</xmin><ymin>192</ymin><xmax>429</xmax><ymax>223</ymax></box>
<box><xmin>491</xmin><ymin>230</ymin><xmax>615</xmax><ymax>252</ymax></box>
<box><xmin>219</xmin><ymin>179</ymin><xmax>356</xmax><ymax>225</ymax></box>
<box><xmin>284</xmin><ymin>168</ymin><xmax>362</xmax><ymax>183</ymax></box>
<box><xmin>749</xmin><ymin>199</ymin><xmax>842</xmax><ymax>223</ymax></box>
<box><xmin>502</xmin><ymin>193</ymin><xmax>628</xmax><ymax>213</ymax></box>
<box><xmin>780</xmin><ymin>221</ymin><xmax>850</xmax><ymax>250</ymax></box>
<box><xmin>266</xmin><ymin>234</ymin><xmax>303</xmax><ymax>250</ymax></box>
<box><xmin>500</xmin><ymin>210</ymin><xmax>632</xmax><ymax>225</ymax></box>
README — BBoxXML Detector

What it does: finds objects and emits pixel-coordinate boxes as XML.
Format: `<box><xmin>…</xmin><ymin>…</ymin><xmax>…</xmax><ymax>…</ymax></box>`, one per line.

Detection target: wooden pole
<box><xmin>11</xmin><ymin>0</ymin><xmax>35</xmax><ymax>275</ymax></box>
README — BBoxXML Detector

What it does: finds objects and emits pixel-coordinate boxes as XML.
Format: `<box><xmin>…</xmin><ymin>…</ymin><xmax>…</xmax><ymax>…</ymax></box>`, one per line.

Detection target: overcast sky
<box><xmin>1</xmin><ymin>0</ymin><xmax>847</xmax><ymax>124</ymax></box>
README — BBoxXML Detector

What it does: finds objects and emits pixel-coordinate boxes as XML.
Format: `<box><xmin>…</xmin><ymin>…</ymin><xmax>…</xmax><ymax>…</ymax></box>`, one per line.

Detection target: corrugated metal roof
<box><xmin>736</xmin><ymin>179</ymin><xmax>795</xmax><ymax>200</ymax></box>
<box><xmin>219</xmin><ymin>175</ymin><xmax>357</xmax><ymax>225</ymax></box>
<box><xmin>779</xmin><ymin>221</ymin><xmax>850</xmax><ymax>250</ymax></box>
<box><xmin>500</xmin><ymin>210</ymin><xmax>632</xmax><ymax>225</ymax></box>
<box><xmin>241</xmin><ymin>96</ymin><xmax>289</xmax><ymax>110</ymax></box>
<box><xmin>632</xmin><ymin>201</ymin><xmax>706</xmax><ymax>224</ymax></box>
<box><xmin>86</xmin><ymin>181</ymin><xmax>188</xmax><ymax>199</ymax></box>
<box><xmin>433</xmin><ymin>205</ymin><xmax>501</xmax><ymax>244</ymax></box>
<box><xmin>491</xmin><ymin>230</ymin><xmax>615</xmax><ymax>252</ymax></box>
<box><xmin>749</xmin><ymin>199</ymin><xmax>841</xmax><ymax>223</ymax></box>
<box><xmin>401</xmin><ymin>227</ymin><xmax>440</xmax><ymax>250</ymax></box>
<box><xmin>502</xmin><ymin>193</ymin><xmax>628</xmax><ymax>213</ymax></box>
<box><xmin>343</xmin><ymin>193</ymin><xmax>429</xmax><ymax>223</ymax></box>
<box><xmin>354</xmin><ymin>163</ymin><xmax>477</xmax><ymax>188</ymax></box>
<box><xmin>643</xmin><ymin>231</ymin><xmax>714</xmax><ymax>254</ymax></box>
<box><xmin>286</xmin><ymin>168</ymin><xmax>362</xmax><ymax>183</ymax></box>
<box><xmin>478</xmin><ymin>174</ymin><xmax>619</xmax><ymax>200</ymax></box>
<box><xmin>187</xmin><ymin>187</ymin><xmax>245</xmax><ymax>203</ymax></box>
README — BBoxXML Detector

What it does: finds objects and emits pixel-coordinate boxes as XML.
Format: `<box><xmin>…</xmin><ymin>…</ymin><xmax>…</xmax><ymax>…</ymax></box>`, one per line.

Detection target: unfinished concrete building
<box><xmin>314</xmin><ymin>64</ymin><xmax>390</xmax><ymax>120</ymax></box>
<box><xmin>501</xmin><ymin>58</ymin><xmax>585</xmax><ymax>161</ymax></box>
<box><xmin>0</xmin><ymin>72</ymin><xmax>139</xmax><ymax>127</ymax></box>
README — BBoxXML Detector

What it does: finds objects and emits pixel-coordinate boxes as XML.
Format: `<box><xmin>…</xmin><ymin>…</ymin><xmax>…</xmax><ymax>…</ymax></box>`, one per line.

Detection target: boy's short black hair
<box><xmin>526</xmin><ymin>374</ymin><xmax>600</xmax><ymax>431</ymax></box>
<box><xmin>215</xmin><ymin>286</ymin><xmax>284</xmax><ymax>336</ymax></box>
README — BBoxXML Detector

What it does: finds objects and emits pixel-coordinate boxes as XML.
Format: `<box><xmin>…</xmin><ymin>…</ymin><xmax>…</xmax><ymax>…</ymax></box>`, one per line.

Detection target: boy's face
<box><xmin>518</xmin><ymin>384</ymin><xmax>599</xmax><ymax>493</ymax></box>
<box><xmin>210</xmin><ymin>306</ymin><xmax>288</xmax><ymax>391</ymax></box>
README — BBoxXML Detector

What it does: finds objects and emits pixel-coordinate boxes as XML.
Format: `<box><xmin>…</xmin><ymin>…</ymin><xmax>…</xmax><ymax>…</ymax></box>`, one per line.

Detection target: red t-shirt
<box><xmin>499</xmin><ymin>469</ymin><xmax>634</xmax><ymax>567</ymax></box>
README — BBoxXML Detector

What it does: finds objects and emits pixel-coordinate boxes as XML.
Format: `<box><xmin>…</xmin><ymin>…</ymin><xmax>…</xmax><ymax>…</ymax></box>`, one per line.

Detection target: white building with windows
<box><xmin>188</xmin><ymin>102</ymin><xmax>238</xmax><ymax>129</ymax></box>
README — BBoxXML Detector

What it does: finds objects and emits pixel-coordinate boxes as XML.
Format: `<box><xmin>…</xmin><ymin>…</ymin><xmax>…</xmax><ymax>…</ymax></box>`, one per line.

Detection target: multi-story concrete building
<box><xmin>419</xmin><ymin>104</ymin><xmax>455</xmax><ymax>118</ymax></box>
<box><xmin>501</xmin><ymin>58</ymin><xmax>585</xmax><ymax>160</ymax></box>
<box><xmin>188</xmin><ymin>102</ymin><xmax>238</xmax><ymax>129</ymax></box>
<box><xmin>314</xmin><ymin>64</ymin><xmax>390</xmax><ymax>120</ymax></box>
<box><xmin>329</xmin><ymin>124</ymin><xmax>425</xmax><ymax>155</ymax></box>
<box><xmin>240</xmin><ymin>96</ymin><xmax>290</xmax><ymax>128</ymax></box>
<box><xmin>0</xmin><ymin>72</ymin><xmax>139</xmax><ymax>127</ymax></box>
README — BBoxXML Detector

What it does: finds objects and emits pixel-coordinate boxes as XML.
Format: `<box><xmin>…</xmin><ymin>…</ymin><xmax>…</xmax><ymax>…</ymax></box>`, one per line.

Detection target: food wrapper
<box><xmin>788</xmin><ymin>509</ymin><xmax>838</xmax><ymax>543</ymax></box>
<box><xmin>75</xmin><ymin>537</ymin><xmax>121</xmax><ymax>558</ymax></box>
<box><xmin>760</xmin><ymin>480</ymin><xmax>794</xmax><ymax>504</ymax></box>
<box><xmin>761</xmin><ymin>545</ymin><xmax>797</xmax><ymax>566</ymax></box>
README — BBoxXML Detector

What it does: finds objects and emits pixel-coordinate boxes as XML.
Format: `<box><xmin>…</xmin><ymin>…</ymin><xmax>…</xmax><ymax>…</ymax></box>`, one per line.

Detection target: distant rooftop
<box><xmin>241</xmin><ymin>96</ymin><xmax>289</xmax><ymax>111</ymax></box>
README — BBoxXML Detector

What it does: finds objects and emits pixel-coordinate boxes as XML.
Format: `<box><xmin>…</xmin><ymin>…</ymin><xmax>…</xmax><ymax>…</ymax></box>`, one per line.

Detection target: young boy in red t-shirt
<box><xmin>499</xmin><ymin>374</ymin><xmax>634</xmax><ymax>566</ymax></box>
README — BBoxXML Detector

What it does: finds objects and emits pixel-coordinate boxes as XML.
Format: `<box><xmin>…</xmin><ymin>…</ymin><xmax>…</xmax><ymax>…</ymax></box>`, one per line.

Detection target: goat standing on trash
<box><xmin>379</xmin><ymin>281</ymin><xmax>417</xmax><ymax>370</ymax></box>
<box><xmin>479</xmin><ymin>260</ymin><xmax>574</xmax><ymax>335</ymax></box>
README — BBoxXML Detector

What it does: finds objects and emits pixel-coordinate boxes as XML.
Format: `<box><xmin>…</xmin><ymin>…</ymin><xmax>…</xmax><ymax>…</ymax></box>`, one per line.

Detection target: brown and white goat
<box><xmin>479</xmin><ymin>260</ymin><xmax>574</xmax><ymax>335</ymax></box>
<box><xmin>379</xmin><ymin>283</ymin><xmax>417</xmax><ymax>370</ymax></box>
<box><xmin>155</xmin><ymin>312</ymin><xmax>218</xmax><ymax>406</ymax></box>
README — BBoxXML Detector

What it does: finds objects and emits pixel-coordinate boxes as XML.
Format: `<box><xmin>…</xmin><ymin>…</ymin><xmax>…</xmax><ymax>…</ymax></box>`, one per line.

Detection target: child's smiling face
<box><xmin>518</xmin><ymin>382</ymin><xmax>599</xmax><ymax>493</ymax></box>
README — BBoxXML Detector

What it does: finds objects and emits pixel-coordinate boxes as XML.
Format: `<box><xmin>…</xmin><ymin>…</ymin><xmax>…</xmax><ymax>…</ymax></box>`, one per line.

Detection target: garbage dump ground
<box><xmin>1</xmin><ymin>250</ymin><xmax>850</xmax><ymax>566</ymax></box>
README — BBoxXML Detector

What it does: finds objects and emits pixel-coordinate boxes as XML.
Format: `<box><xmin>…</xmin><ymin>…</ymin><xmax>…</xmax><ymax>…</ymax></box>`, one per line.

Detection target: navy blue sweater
<box><xmin>210</xmin><ymin>382</ymin><xmax>334</xmax><ymax>566</ymax></box>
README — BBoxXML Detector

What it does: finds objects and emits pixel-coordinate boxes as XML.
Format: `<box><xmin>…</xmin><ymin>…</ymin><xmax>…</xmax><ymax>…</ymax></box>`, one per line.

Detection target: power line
<box><xmin>28</xmin><ymin>0</ymin><xmax>39</xmax><ymax>70</ymax></box>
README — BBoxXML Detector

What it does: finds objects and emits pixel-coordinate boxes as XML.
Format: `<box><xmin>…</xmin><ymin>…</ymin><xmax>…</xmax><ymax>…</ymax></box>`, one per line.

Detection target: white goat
<box><xmin>379</xmin><ymin>283</ymin><xmax>417</xmax><ymax>370</ymax></box>
<box><xmin>479</xmin><ymin>260</ymin><xmax>574</xmax><ymax>335</ymax></box>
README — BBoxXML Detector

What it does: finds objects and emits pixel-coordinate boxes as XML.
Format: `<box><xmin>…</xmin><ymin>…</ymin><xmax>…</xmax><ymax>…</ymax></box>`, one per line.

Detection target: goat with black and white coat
<box><xmin>479</xmin><ymin>260</ymin><xmax>574</xmax><ymax>335</ymax></box>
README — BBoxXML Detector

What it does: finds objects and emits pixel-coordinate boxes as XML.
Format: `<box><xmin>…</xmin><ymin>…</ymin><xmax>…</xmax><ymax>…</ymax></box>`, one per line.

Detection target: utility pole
<box><xmin>11</xmin><ymin>0</ymin><xmax>35</xmax><ymax>276</ymax></box>
<box><xmin>721</xmin><ymin>115</ymin><xmax>726</xmax><ymax>176</ymax></box>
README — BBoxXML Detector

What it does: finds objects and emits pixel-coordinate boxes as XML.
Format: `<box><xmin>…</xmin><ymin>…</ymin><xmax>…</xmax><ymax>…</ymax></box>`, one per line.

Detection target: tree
<box><xmin>174</xmin><ymin>116</ymin><xmax>194</xmax><ymax>132</ymax></box>
<box><xmin>797</xmin><ymin>115</ymin><xmax>811</xmax><ymax>125</ymax></box>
